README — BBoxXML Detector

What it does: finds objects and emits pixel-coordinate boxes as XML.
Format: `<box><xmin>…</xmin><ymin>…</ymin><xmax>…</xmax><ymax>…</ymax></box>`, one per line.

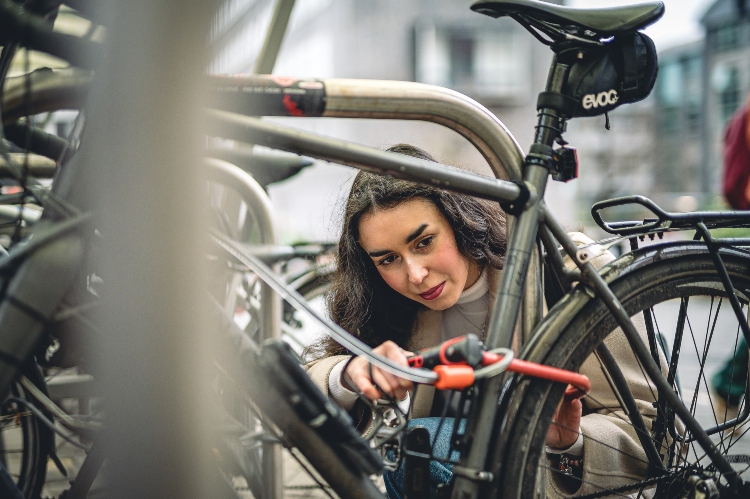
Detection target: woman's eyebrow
<box><xmin>365</xmin><ymin>223</ymin><xmax>430</xmax><ymax>257</ymax></box>
<box><xmin>406</xmin><ymin>224</ymin><xmax>429</xmax><ymax>244</ymax></box>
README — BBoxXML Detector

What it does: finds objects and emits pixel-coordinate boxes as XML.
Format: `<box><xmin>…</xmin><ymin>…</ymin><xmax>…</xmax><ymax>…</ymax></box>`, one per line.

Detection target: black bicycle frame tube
<box><xmin>205</xmin><ymin>109</ymin><xmax>523</xmax><ymax>203</ymax></box>
<box><xmin>451</xmin><ymin>55</ymin><xmax>571</xmax><ymax>498</ymax></box>
<box><xmin>696</xmin><ymin>223</ymin><xmax>750</xmax><ymax>347</ymax></box>
<box><xmin>594</xmin><ymin>343</ymin><xmax>663</xmax><ymax>471</ymax></box>
<box><xmin>543</xmin><ymin>207</ymin><xmax>741</xmax><ymax>490</ymax></box>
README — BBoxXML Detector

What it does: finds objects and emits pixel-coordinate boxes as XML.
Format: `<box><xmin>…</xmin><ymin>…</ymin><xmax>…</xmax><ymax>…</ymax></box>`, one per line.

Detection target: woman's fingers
<box><xmin>343</xmin><ymin>341</ymin><xmax>414</xmax><ymax>401</ymax></box>
<box><xmin>375</xmin><ymin>341</ymin><xmax>414</xmax><ymax>398</ymax></box>
<box><xmin>545</xmin><ymin>388</ymin><xmax>583</xmax><ymax>449</ymax></box>
<box><xmin>371</xmin><ymin>365</ymin><xmax>411</xmax><ymax>401</ymax></box>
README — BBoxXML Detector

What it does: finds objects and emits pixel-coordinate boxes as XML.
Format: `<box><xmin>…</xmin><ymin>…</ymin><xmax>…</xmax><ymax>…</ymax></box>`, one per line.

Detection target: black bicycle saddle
<box><xmin>471</xmin><ymin>0</ymin><xmax>665</xmax><ymax>36</ymax></box>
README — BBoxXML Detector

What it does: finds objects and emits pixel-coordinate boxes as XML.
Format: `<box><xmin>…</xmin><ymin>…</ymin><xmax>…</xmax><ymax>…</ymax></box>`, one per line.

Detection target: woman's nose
<box><xmin>406</xmin><ymin>259</ymin><xmax>428</xmax><ymax>284</ymax></box>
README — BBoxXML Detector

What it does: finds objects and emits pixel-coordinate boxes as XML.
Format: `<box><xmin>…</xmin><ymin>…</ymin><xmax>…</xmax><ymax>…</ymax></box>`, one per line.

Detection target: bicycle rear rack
<box><xmin>592</xmin><ymin>195</ymin><xmax>750</xmax><ymax>240</ymax></box>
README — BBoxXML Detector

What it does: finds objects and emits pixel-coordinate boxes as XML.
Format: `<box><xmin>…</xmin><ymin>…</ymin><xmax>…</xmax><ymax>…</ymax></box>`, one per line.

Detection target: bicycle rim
<box><xmin>282</xmin><ymin>268</ymin><xmax>333</xmax><ymax>356</ymax></box>
<box><xmin>493</xmin><ymin>248</ymin><xmax>750</xmax><ymax>499</ymax></box>
<box><xmin>1</xmin><ymin>365</ymin><xmax>51</xmax><ymax>499</ymax></box>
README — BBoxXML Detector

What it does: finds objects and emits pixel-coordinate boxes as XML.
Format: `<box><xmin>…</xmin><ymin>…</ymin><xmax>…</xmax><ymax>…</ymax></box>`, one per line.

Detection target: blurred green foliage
<box><xmin>703</xmin><ymin>196</ymin><xmax>750</xmax><ymax>239</ymax></box>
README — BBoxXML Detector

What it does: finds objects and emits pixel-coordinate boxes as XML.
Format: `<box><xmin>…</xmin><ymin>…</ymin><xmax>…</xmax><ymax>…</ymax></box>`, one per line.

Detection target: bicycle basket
<box><xmin>563</xmin><ymin>31</ymin><xmax>658</xmax><ymax>118</ymax></box>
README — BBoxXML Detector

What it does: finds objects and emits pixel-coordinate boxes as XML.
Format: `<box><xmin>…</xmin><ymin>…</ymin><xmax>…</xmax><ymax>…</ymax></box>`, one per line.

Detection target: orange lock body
<box><xmin>433</xmin><ymin>365</ymin><xmax>475</xmax><ymax>390</ymax></box>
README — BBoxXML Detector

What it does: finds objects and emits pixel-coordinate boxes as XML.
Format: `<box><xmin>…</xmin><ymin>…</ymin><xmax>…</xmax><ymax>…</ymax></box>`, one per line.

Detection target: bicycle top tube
<box><xmin>207</xmin><ymin>74</ymin><xmax>525</xmax><ymax>181</ymax></box>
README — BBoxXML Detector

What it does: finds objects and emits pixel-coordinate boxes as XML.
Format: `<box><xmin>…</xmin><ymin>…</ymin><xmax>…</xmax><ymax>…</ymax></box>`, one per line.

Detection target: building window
<box><xmin>449</xmin><ymin>35</ymin><xmax>474</xmax><ymax>87</ymax></box>
<box><xmin>658</xmin><ymin>61</ymin><xmax>682</xmax><ymax>107</ymax></box>
<box><xmin>716</xmin><ymin>23</ymin><xmax>740</xmax><ymax>52</ymax></box>
<box><xmin>657</xmin><ymin>61</ymin><xmax>682</xmax><ymax>132</ymax></box>
<box><xmin>414</xmin><ymin>21</ymin><xmax>531</xmax><ymax>103</ymax></box>
<box><xmin>658</xmin><ymin>54</ymin><xmax>703</xmax><ymax>133</ymax></box>
<box><xmin>683</xmin><ymin>56</ymin><xmax>702</xmax><ymax>131</ymax></box>
<box><xmin>721</xmin><ymin>67</ymin><xmax>742</xmax><ymax>122</ymax></box>
<box><xmin>713</xmin><ymin>64</ymin><xmax>742</xmax><ymax>122</ymax></box>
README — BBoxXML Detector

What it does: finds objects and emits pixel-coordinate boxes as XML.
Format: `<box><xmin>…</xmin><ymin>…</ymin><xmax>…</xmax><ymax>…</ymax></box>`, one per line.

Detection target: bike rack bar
<box><xmin>322</xmin><ymin>79</ymin><xmax>524</xmax><ymax>181</ymax></box>
<box><xmin>1</xmin><ymin>68</ymin><xmax>93</xmax><ymax>125</ymax></box>
<box><xmin>208</xmin><ymin>75</ymin><xmax>525</xmax><ymax>181</ymax></box>
<box><xmin>205</xmin><ymin>158</ymin><xmax>283</xmax><ymax>499</ymax></box>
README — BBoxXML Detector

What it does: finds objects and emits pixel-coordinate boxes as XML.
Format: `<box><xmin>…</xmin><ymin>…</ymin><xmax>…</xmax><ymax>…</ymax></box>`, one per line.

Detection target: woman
<box><xmin>306</xmin><ymin>144</ymin><xmax>659</xmax><ymax>498</ymax></box>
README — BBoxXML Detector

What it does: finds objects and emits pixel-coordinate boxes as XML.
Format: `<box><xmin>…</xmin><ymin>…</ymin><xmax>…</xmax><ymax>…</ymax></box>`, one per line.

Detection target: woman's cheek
<box><xmin>379</xmin><ymin>270</ymin><xmax>410</xmax><ymax>297</ymax></box>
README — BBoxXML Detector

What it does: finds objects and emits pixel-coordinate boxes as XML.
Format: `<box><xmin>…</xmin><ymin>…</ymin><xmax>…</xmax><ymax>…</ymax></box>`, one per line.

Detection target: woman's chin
<box><xmin>418</xmin><ymin>294</ymin><xmax>458</xmax><ymax>311</ymax></box>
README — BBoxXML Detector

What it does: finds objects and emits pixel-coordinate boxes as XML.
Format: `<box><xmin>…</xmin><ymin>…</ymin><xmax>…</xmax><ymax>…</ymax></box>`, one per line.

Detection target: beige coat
<box><xmin>306</xmin><ymin>236</ymin><xmax>664</xmax><ymax>497</ymax></box>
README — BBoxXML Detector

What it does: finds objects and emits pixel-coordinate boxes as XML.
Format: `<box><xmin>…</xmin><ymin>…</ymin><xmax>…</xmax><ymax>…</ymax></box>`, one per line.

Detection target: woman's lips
<box><xmin>419</xmin><ymin>282</ymin><xmax>445</xmax><ymax>300</ymax></box>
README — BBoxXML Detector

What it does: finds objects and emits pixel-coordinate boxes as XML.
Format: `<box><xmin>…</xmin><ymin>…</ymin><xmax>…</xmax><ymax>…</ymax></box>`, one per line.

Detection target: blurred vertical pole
<box><xmin>253</xmin><ymin>0</ymin><xmax>297</xmax><ymax>75</ymax></box>
<box><xmin>82</xmin><ymin>1</ymin><xmax>221</xmax><ymax>498</ymax></box>
<box><xmin>254</xmin><ymin>2</ymin><xmax>295</xmax><ymax>497</ymax></box>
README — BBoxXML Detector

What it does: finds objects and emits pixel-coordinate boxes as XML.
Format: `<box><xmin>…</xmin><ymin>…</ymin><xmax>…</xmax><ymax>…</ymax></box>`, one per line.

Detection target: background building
<box><xmin>210</xmin><ymin>0</ymin><xmax>617</xmax><ymax>242</ymax></box>
<box><xmin>211</xmin><ymin>0</ymin><xmax>735</xmax><ymax>242</ymax></box>
<box><xmin>652</xmin><ymin>41</ymin><xmax>704</xmax><ymax>210</ymax></box>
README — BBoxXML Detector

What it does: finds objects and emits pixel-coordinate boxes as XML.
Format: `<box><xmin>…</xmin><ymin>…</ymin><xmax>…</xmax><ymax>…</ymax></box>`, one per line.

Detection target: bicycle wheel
<box><xmin>282</xmin><ymin>264</ymin><xmax>334</xmax><ymax>356</ymax></box>
<box><xmin>1</xmin><ymin>364</ymin><xmax>52</xmax><ymax>499</ymax></box>
<box><xmin>211</xmin><ymin>318</ymin><xmax>385</xmax><ymax>499</ymax></box>
<box><xmin>492</xmin><ymin>243</ymin><xmax>750</xmax><ymax>499</ymax></box>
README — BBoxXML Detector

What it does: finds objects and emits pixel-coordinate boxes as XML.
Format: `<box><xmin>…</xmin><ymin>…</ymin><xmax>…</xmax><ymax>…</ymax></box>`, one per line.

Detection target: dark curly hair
<box><xmin>308</xmin><ymin>144</ymin><xmax>507</xmax><ymax>358</ymax></box>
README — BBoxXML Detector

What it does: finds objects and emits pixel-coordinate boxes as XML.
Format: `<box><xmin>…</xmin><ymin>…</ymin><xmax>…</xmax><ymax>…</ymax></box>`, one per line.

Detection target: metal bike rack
<box><xmin>321</xmin><ymin>79</ymin><xmax>524</xmax><ymax>181</ymax></box>
<box><xmin>208</xmin><ymin>75</ymin><xmax>544</xmax><ymax>340</ymax></box>
<box><xmin>205</xmin><ymin>157</ymin><xmax>283</xmax><ymax>499</ymax></box>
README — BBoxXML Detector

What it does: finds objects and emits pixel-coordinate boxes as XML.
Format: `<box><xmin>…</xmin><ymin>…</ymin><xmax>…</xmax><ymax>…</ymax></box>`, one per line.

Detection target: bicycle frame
<box><xmin>207</xmin><ymin>51</ymin><xmax>749</xmax><ymax>495</ymax></box>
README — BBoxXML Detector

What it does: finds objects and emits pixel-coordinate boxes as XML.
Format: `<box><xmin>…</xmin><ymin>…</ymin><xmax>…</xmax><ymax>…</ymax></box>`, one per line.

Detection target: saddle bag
<box><xmin>560</xmin><ymin>32</ymin><xmax>658</xmax><ymax>118</ymax></box>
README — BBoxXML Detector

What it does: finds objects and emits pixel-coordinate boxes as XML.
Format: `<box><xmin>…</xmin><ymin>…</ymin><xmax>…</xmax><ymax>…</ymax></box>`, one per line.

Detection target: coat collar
<box><xmin>408</xmin><ymin>265</ymin><xmax>501</xmax><ymax>417</ymax></box>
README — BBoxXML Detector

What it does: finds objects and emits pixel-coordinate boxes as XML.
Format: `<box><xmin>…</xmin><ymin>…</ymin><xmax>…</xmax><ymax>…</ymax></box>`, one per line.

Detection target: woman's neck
<box><xmin>464</xmin><ymin>262</ymin><xmax>482</xmax><ymax>290</ymax></box>
<box><xmin>457</xmin><ymin>269</ymin><xmax>489</xmax><ymax>305</ymax></box>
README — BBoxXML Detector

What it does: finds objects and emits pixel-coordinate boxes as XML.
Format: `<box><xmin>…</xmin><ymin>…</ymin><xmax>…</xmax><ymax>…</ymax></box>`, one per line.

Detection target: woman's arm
<box><xmin>547</xmin><ymin>235</ymin><xmax>661</xmax><ymax>497</ymax></box>
<box><xmin>304</xmin><ymin>354</ymin><xmax>351</xmax><ymax>397</ymax></box>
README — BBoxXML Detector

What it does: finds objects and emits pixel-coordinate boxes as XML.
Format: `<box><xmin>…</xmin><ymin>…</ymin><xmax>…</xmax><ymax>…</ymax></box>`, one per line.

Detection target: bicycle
<box><xmin>206</xmin><ymin>1</ymin><xmax>750</xmax><ymax>498</ymax></box>
<box><xmin>2</xmin><ymin>1</ymin><xmax>750</xmax><ymax>498</ymax></box>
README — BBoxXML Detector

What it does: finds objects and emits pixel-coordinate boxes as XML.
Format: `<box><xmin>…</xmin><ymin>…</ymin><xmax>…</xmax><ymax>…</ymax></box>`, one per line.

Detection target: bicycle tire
<box><xmin>491</xmin><ymin>242</ymin><xmax>750</xmax><ymax>499</ymax></box>
<box><xmin>1</xmin><ymin>363</ymin><xmax>52</xmax><ymax>499</ymax></box>
<box><xmin>217</xmin><ymin>320</ymin><xmax>385</xmax><ymax>499</ymax></box>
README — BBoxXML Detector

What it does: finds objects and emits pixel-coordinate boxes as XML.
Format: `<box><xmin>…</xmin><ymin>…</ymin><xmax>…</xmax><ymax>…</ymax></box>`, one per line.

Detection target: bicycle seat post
<box><xmin>485</xmin><ymin>50</ymin><xmax>573</xmax><ymax>352</ymax></box>
<box><xmin>454</xmin><ymin>53</ymin><xmax>575</xmax><ymax>499</ymax></box>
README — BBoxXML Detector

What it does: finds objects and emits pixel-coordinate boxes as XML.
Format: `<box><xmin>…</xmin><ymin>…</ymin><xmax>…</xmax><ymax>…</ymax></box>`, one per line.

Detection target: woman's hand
<box><xmin>343</xmin><ymin>340</ymin><xmax>413</xmax><ymax>401</ymax></box>
<box><xmin>546</xmin><ymin>389</ymin><xmax>583</xmax><ymax>449</ymax></box>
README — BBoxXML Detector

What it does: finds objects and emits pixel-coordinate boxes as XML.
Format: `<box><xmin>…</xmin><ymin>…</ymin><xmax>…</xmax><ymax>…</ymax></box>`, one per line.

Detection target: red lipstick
<box><xmin>419</xmin><ymin>282</ymin><xmax>445</xmax><ymax>301</ymax></box>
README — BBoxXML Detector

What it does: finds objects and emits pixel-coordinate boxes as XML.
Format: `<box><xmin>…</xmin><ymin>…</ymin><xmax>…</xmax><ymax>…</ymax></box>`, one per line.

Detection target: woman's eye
<box><xmin>378</xmin><ymin>255</ymin><xmax>397</xmax><ymax>266</ymax></box>
<box><xmin>416</xmin><ymin>236</ymin><xmax>434</xmax><ymax>249</ymax></box>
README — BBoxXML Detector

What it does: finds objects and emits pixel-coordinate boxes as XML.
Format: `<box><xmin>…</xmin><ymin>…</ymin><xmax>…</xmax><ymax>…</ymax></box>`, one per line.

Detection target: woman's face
<box><xmin>358</xmin><ymin>198</ymin><xmax>481</xmax><ymax>311</ymax></box>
